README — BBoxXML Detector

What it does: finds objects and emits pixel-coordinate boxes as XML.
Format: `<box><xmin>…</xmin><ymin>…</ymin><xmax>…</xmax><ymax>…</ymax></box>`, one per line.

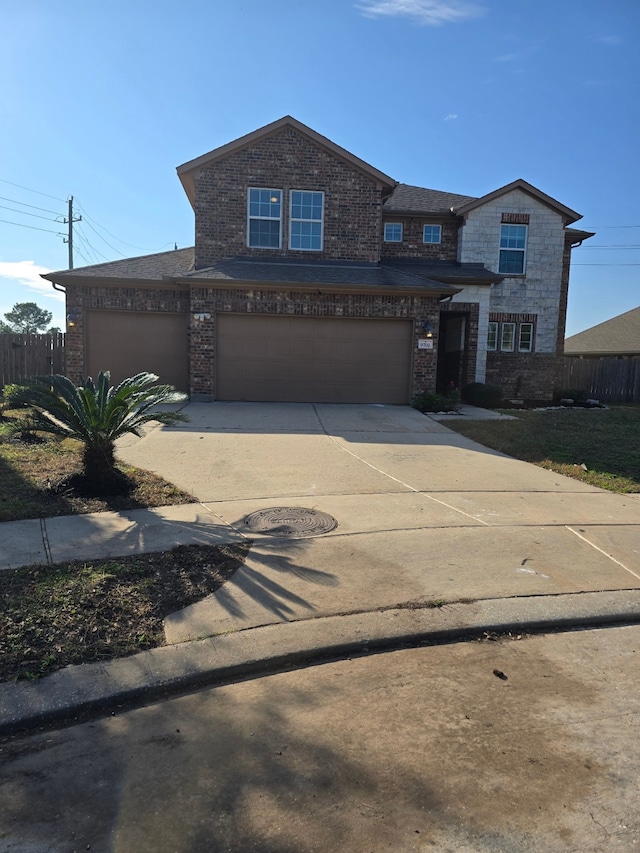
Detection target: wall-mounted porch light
<box><xmin>66</xmin><ymin>309</ymin><xmax>79</xmax><ymax>328</ymax></box>
<box><xmin>423</xmin><ymin>320</ymin><xmax>434</xmax><ymax>338</ymax></box>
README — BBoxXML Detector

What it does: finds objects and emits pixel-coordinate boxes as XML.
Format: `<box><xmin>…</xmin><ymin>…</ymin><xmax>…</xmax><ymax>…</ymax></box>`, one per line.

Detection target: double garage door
<box><xmin>85</xmin><ymin>310</ymin><xmax>189</xmax><ymax>393</ymax></box>
<box><xmin>216</xmin><ymin>314</ymin><xmax>412</xmax><ymax>404</ymax></box>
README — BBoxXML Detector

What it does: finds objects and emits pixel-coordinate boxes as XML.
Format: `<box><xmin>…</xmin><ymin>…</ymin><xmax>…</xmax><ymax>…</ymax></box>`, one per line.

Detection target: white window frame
<box><xmin>487</xmin><ymin>321</ymin><xmax>498</xmax><ymax>351</ymax></box>
<box><xmin>289</xmin><ymin>190</ymin><xmax>324</xmax><ymax>252</ymax></box>
<box><xmin>500</xmin><ymin>322</ymin><xmax>516</xmax><ymax>352</ymax></box>
<box><xmin>518</xmin><ymin>322</ymin><xmax>534</xmax><ymax>352</ymax></box>
<box><xmin>384</xmin><ymin>222</ymin><xmax>403</xmax><ymax>242</ymax></box>
<box><xmin>247</xmin><ymin>188</ymin><xmax>282</xmax><ymax>249</ymax></box>
<box><xmin>423</xmin><ymin>224</ymin><xmax>442</xmax><ymax>244</ymax></box>
<box><xmin>499</xmin><ymin>224</ymin><xmax>527</xmax><ymax>275</ymax></box>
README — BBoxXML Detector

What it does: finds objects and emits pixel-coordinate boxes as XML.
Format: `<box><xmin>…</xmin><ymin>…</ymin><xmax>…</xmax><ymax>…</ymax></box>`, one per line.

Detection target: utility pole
<box><xmin>63</xmin><ymin>196</ymin><xmax>82</xmax><ymax>269</ymax></box>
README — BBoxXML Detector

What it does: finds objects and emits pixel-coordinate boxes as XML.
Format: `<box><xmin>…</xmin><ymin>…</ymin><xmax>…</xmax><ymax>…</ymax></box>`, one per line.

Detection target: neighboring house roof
<box><xmin>179</xmin><ymin>258</ymin><xmax>461</xmax><ymax>296</ymax></box>
<box><xmin>456</xmin><ymin>178</ymin><xmax>582</xmax><ymax>225</ymax></box>
<box><xmin>42</xmin><ymin>247</ymin><xmax>196</xmax><ymax>283</ymax></box>
<box><xmin>564</xmin><ymin>306</ymin><xmax>640</xmax><ymax>356</ymax></box>
<box><xmin>177</xmin><ymin>116</ymin><xmax>397</xmax><ymax>208</ymax></box>
<box><xmin>383</xmin><ymin>183</ymin><xmax>476</xmax><ymax>215</ymax></box>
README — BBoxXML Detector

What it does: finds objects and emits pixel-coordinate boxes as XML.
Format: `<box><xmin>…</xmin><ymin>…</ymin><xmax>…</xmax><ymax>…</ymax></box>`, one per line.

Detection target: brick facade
<box><xmin>194</xmin><ymin>127</ymin><xmax>384</xmax><ymax>268</ymax></box>
<box><xmin>52</xmin><ymin>119</ymin><xmax>588</xmax><ymax>406</ymax></box>
<box><xmin>380</xmin><ymin>217</ymin><xmax>458</xmax><ymax>261</ymax></box>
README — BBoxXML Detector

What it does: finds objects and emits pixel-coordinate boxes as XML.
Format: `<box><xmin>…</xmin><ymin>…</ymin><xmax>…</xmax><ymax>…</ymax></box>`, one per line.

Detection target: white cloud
<box><xmin>444</xmin><ymin>113</ymin><xmax>459</xmax><ymax>120</ymax></box>
<box><xmin>356</xmin><ymin>0</ymin><xmax>484</xmax><ymax>26</ymax></box>
<box><xmin>0</xmin><ymin>260</ymin><xmax>63</xmax><ymax>302</ymax></box>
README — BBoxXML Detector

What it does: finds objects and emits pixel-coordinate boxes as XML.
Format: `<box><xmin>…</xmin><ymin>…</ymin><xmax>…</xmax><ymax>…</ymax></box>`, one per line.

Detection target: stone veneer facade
<box><xmin>457</xmin><ymin>188</ymin><xmax>568</xmax><ymax>400</ymax></box>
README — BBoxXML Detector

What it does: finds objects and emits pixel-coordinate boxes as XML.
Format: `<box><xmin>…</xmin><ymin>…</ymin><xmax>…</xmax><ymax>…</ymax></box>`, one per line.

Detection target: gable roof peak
<box><xmin>455</xmin><ymin>178</ymin><xmax>582</xmax><ymax>224</ymax></box>
<box><xmin>176</xmin><ymin>116</ymin><xmax>396</xmax><ymax>207</ymax></box>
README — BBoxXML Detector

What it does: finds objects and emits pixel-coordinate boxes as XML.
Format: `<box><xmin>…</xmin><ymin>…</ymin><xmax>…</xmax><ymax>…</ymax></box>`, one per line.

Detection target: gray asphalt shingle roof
<box><xmin>44</xmin><ymin>247</ymin><xmax>196</xmax><ymax>281</ymax></box>
<box><xmin>564</xmin><ymin>306</ymin><xmax>640</xmax><ymax>355</ymax></box>
<box><xmin>181</xmin><ymin>258</ymin><xmax>460</xmax><ymax>293</ymax></box>
<box><xmin>383</xmin><ymin>183</ymin><xmax>477</xmax><ymax>215</ymax></box>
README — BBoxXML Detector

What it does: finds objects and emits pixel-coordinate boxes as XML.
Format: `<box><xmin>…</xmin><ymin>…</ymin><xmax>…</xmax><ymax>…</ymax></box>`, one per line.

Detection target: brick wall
<box><xmin>380</xmin><ymin>217</ymin><xmax>458</xmax><ymax>260</ymax></box>
<box><xmin>485</xmin><ymin>352</ymin><xmax>559</xmax><ymax>401</ymax></box>
<box><xmin>194</xmin><ymin>127</ymin><xmax>384</xmax><ymax>268</ymax></box>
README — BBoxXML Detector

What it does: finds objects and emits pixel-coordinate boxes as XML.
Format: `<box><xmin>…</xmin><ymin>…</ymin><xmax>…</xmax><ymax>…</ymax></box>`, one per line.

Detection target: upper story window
<box><xmin>290</xmin><ymin>190</ymin><xmax>324</xmax><ymax>251</ymax></box>
<box><xmin>384</xmin><ymin>222</ymin><xmax>403</xmax><ymax>242</ymax></box>
<box><xmin>499</xmin><ymin>224</ymin><xmax>527</xmax><ymax>274</ymax></box>
<box><xmin>423</xmin><ymin>224</ymin><xmax>442</xmax><ymax>244</ymax></box>
<box><xmin>248</xmin><ymin>188</ymin><xmax>282</xmax><ymax>249</ymax></box>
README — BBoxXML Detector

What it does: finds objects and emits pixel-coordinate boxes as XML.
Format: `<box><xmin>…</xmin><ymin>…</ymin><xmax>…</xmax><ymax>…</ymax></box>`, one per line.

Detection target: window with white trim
<box><xmin>290</xmin><ymin>190</ymin><xmax>324</xmax><ymax>251</ymax></box>
<box><xmin>248</xmin><ymin>188</ymin><xmax>282</xmax><ymax>249</ymax></box>
<box><xmin>384</xmin><ymin>222</ymin><xmax>403</xmax><ymax>242</ymax></box>
<box><xmin>499</xmin><ymin>224</ymin><xmax>527</xmax><ymax>274</ymax></box>
<box><xmin>500</xmin><ymin>322</ymin><xmax>516</xmax><ymax>352</ymax></box>
<box><xmin>487</xmin><ymin>321</ymin><xmax>498</xmax><ymax>351</ymax></box>
<box><xmin>518</xmin><ymin>322</ymin><xmax>534</xmax><ymax>352</ymax></box>
<box><xmin>423</xmin><ymin>224</ymin><xmax>442</xmax><ymax>244</ymax></box>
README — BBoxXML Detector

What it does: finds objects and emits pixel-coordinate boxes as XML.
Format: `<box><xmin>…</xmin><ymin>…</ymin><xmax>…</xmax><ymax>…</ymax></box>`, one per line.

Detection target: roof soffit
<box><xmin>177</xmin><ymin>116</ymin><xmax>397</xmax><ymax>208</ymax></box>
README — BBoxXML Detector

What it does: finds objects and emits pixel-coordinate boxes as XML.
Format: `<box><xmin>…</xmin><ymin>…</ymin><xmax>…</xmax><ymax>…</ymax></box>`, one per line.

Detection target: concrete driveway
<box><xmin>117</xmin><ymin>402</ymin><xmax>640</xmax><ymax>643</ymax></box>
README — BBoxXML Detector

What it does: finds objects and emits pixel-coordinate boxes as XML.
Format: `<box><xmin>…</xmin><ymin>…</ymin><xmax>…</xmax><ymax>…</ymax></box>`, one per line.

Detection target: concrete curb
<box><xmin>2</xmin><ymin>589</ymin><xmax>640</xmax><ymax>738</ymax></box>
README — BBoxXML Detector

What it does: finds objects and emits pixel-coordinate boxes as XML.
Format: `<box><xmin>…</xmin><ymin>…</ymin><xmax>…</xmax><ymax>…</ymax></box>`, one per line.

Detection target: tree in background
<box><xmin>0</xmin><ymin>320</ymin><xmax>13</xmax><ymax>333</ymax></box>
<box><xmin>3</xmin><ymin>302</ymin><xmax>53</xmax><ymax>333</ymax></box>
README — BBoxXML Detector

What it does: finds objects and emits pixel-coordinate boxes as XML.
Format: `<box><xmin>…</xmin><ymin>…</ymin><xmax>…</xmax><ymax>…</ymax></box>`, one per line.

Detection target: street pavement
<box><xmin>1</xmin><ymin>625</ymin><xmax>639</xmax><ymax>852</ymax></box>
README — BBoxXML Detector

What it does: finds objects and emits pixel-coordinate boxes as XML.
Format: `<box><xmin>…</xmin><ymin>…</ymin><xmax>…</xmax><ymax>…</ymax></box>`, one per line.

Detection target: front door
<box><xmin>436</xmin><ymin>312</ymin><xmax>467</xmax><ymax>393</ymax></box>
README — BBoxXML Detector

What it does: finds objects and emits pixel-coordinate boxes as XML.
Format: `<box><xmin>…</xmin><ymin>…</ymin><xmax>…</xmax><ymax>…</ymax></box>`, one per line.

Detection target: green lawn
<box><xmin>445</xmin><ymin>405</ymin><xmax>640</xmax><ymax>493</ymax></box>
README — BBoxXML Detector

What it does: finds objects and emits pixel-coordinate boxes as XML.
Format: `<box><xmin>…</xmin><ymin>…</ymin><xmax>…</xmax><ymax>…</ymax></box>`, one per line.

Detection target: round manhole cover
<box><xmin>244</xmin><ymin>507</ymin><xmax>338</xmax><ymax>538</ymax></box>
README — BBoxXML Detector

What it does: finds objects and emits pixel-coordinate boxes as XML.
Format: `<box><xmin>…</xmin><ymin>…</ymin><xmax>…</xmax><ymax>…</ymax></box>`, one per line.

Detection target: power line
<box><xmin>75</xmin><ymin>202</ymin><xmax>147</xmax><ymax>251</ymax></box>
<box><xmin>79</xmin><ymin>215</ymin><xmax>127</xmax><ymax>257</ymax></box>
<box><xmin>0</xmin><ymin>177</ymin><xmax>65</xmax><ymax>203</ymax></box>
<box><xmin>573</xmin><ymin>263</ymin><xmax>640</xmax><ymax>266</ymax></box>
<box><xmin>0</xmin><ymin>217</ymin><xmax>64</xmax><ymax>235</ymax></box>
<box><xmin>0</xmin><ymin>203</ymin><xmax>60</xmax><ymax>223</ymax></box>
<box><xmin>75</xmin><ymin>224</ymin><xmax>111</xmax><ymax>263</ymax></box>
<box><xmin>0</xmin><ymin>195</ymin><xmax>63</xmax><ymax>216</ymax></box>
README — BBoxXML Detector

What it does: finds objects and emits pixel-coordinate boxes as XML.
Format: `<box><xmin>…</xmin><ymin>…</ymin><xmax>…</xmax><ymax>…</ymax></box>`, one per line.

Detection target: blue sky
<box><xmin>0</xmin><ymin>0</ymin><xmax>637</xmax><ymax>336</ymax></box>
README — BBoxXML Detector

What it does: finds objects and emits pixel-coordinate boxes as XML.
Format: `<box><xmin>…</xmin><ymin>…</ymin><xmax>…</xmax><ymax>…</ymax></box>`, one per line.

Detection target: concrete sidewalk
<box><xmin>1</xmin><ymin>402</ymin><xmax>639</xmax><ymax>735</ymax></box>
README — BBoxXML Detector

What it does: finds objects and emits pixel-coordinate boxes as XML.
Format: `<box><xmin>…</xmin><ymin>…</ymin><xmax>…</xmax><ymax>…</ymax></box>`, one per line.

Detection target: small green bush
<box><xmin>553</xmin><ymin>387</ymin><xmax>589</xmax><ymax>403</ymax></box>
<box><xmin>461</xmin><ymin>382</ymin><xmax>503</xmax><ymax>408</ymax></box>
<box><xmin>412</xmin><ymin>391</ymin><xmax>458</xmax><ymax>413</ymax></box>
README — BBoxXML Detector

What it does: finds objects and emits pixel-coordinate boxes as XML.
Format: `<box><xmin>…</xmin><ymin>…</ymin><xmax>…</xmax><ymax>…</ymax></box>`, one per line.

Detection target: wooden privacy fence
<box><xmin>560</xmin><ymin>356</ymin><xmax>640</xmax><ymax>403</ymax></box>
<box><xmin>0</xmin><ymin>333</ymin><xmax>66</xmax><ymax>387</ymax></box>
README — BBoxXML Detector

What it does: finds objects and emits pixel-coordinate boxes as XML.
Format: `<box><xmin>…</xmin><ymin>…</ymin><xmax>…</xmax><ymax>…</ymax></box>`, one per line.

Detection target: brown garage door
<box><xmin>216</xmin><ymin>314</ymin><xmax>412</xmax><ymax>404</ymax></box>
<box><xmin>86</xmin><ymin>310</ymin><xmax>188</xmax><ymax>392</ymax></box>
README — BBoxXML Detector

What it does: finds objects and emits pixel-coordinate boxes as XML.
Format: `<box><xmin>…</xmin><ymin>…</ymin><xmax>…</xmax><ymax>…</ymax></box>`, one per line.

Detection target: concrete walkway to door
<box><xmin>114</xmin><ymin>402</ymin><xmax>640</xmax><ymax>643</ymax></box>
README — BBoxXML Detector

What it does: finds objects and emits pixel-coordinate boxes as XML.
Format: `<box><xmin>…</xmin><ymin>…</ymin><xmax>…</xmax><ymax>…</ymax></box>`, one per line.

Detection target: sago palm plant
<box><xmin>5</xmin><ymin>371</ymin><xmax>189</xmax><ymax>491</ymax></box>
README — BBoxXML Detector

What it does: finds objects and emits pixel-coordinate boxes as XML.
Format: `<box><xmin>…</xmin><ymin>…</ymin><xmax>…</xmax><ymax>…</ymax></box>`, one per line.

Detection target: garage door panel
<box><xmin>216</xmin><ymin>314</ymin><xmax>412</xmax><ymax>404</ymax></box>
<box><xmin>86</xmin><ymin>310</ymin><xmax>188</xmax><ymax>393</ymax></box>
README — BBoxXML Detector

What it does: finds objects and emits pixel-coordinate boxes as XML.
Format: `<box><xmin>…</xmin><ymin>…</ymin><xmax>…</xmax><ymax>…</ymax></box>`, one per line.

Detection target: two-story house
<box><xmin>44</xmin><ymin>116</ymin><xmax>593</xmax><ymax>404</ymax></box>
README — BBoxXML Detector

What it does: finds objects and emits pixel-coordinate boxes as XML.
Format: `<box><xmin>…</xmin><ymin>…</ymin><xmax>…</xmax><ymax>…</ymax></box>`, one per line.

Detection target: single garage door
<box><xmin>216</xmin><ymin>314</ymin><xmax>412</xmax><ymax>404</ymax></box>
<box><xmin>86</xmin><ymin>310</ymin><xmax>189</xmax><ymax>392</ymax></box>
